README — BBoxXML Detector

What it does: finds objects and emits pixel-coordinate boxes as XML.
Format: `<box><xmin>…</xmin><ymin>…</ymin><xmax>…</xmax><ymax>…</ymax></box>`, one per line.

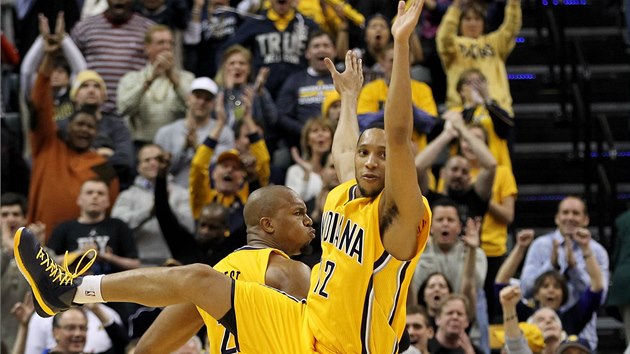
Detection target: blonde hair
<box><xmin>214</xmin><ymin>45</ymin><xmax>252</xmax><ymax>87</ymax></box>
<box><xmin>144</xmin><ymin>24</ymin><xmax>172</xmax><ymax>44</ymax></box>
<box><xmin>300</xmin><ymin>117</ymin><xmax>335</xmax><ymax>160</ymax></box>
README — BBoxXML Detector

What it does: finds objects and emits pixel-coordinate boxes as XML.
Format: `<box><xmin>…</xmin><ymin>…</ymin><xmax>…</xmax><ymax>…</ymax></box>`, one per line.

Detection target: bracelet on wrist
<box><xmin>583</xmin><ymin>252</ymin><xmax>593</xmax><ymax>259</ymax></box>
<box><xmin>504</xmin><ymin>314</ymin><xmax>517</xmax><ymax>322</ymax></box>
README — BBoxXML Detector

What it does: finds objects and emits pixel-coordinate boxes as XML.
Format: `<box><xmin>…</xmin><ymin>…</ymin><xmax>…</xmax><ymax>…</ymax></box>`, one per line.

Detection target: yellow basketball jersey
<box><xmin>197</xmin><ymin>247</ymin><xmax>290</xmax><ymax>354</ymax></box>
<box><xmin>306</xmin><ymin>180</ymin><xmax>431</xmax><ymax>353</ymax></box>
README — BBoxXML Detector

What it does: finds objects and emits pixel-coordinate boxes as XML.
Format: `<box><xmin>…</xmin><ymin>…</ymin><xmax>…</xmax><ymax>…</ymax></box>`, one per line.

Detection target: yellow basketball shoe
<box><xmin>13</xmin><ymin>227</ymin><xmax>96</xmax><ymax>317</ymax></box>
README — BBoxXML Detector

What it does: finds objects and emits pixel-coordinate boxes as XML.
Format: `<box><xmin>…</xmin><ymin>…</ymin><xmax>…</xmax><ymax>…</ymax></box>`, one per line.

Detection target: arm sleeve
<box><xmin>215</xmin><ymin>19</ymin><xmax>255</xmax><ymax>69</ymax></box>
<box><xmin>492</xmin><ymin>0</ymin><xmax>522</xmax><ymax>59</ymax></box>
<box><xmin>155</xmin><ymin>174</ymin><xmax>204</xmax><ymax>264</ymax></box>
<box><xmin>486</xmin><ymin>101</ymin><xmax>514</xmax><ymax>139</ymax></box>
<box><xmin>565</xmin><ymin>265</ymin><xmax>590</xmax><ymax>298</ymax></box>
<box><xmin>169</xmin><ymin>0</ymin><xmax>190</xmax><ymax>30</ymax></box>
<box><xmin>60</xmin><ymin>35</ymin><xmax>87</xmax><ymax>78</ymax></box>
<box><xmin>249</xmin><ymin>133</ymin><xmax>271</xmax><ymax>187</ymax></box>
<box><xmin>257</xmin><ymin>88</ymin><xmax>279</xmax><ymax>127</ymax></box>
<box><xmin>30</xmin><ymin>74</ymin><xmax>57</xmax><ymax>156</ymax></box>
<box><xmin>116</xmin><ymin>221</ymin><xmax>139</xmax><ymax>259</ymax></box>
<box><xmin>275</xmin><ymin>77</ymin><xmax>304</xmax><ymax>138</ymax></box>
<box><xmin>505</xmin><ymin>335</ymin><xmax>533</xmax><ymax>354</ymax></box>
<box><xmin>155</xmin><ymin>129</ymin><xmax>194</xmax><ymax>178</ymax></box>
<box><xmin>436</xmin><ymin>5</ymin><xmax>461</xmax><ymax>69</ymax></box>
<box><xmin>103</xmin><ymin>321</ymin><xmax>130</xmax><ymax>353</ymax></box>
<box><xmin>475</xmin><ymin>248</ymin><xmax>488</xmax><ymax>289</ymax></box>
<box><xmin>169</xmin><ymin>187</ymin><xmax>195</xmax><ymax>234</ymax></box>
<box><xmin>568</xmin><ymin>289</ymin><xmax>603</xmax><ymax>335</ymax></box>
<box><xmin>189</xmin><ymin>138</ymin><xmax>216</xmax><ymax>219</ymax></box>
<box><xmin>20</xmin><ymin>36</ymin><xmax>44</xmax><ymax>99</ymax></box>
<box><xmin>117</xmin><ymin>70</ymin><xmax>148</xmax><ymax>117</ymax></box>
<box><xmin>520</xmin><ymin>239</ymin><xmax>555</xmax><ymax>298</ymax></box>
<box><xmin>107</xmin><ymin>118</ymin><xmax>135</xmax><ymax>170</ymax></box>
<box><xmin>183</xmin><ymin>20</ymin><xmax>202</xmax><ymax>45</ymax></box>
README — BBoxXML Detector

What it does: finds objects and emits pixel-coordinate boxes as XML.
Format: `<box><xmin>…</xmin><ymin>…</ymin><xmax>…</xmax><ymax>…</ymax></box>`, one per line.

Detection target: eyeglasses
<box><xmin>57</xmin><ymin>325</ymin><xmax>88</xmax><ymax>332</ymax></box>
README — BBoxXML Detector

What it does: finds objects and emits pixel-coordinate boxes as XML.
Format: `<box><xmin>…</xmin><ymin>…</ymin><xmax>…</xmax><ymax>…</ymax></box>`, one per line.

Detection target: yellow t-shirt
<box><xmin>470</xmin><ymin>165</ymin><xmax>518</xmax><ymax>256</ymax></box>
<box><xmin>305</xmin><ymin>180</ymin><xmax>431</xmax><ymax>353</ymax></box>
<box><xmin>437</xmin><ymin>1</ymin><xmax>522</xmax><ymax>116</ymax></box>
<box><xmin>357</xmin><ymin>79</ymin><xmax>438</xmax><ymax>152</ymax></box>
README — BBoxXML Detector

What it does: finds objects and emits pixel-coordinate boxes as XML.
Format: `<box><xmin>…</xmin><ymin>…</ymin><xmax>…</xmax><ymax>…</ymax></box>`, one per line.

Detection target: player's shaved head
<box><xmin>244</xmin><ymin>185</ymin><xmax>295</xmax><ymax>228</ymax></box>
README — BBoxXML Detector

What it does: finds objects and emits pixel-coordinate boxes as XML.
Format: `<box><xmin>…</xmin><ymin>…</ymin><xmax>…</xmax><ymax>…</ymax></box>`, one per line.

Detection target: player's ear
<box><xmin>260</xmin><ymin>216</ymin><xmax>275</xmax><ymax>233</ymax></box>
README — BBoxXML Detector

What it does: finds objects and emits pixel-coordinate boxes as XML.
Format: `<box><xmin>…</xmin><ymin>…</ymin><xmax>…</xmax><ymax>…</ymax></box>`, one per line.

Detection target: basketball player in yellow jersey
<box><xmin>14</xmin><ymin>3</ymin><xmax>428</xmax><ymax>354</ymax></box>
<box><xmin>305</xmin><ymin>1</ymin><xmax>431</xmax><ymax>352</ymax></box>
<box><xmin>134</xmin><ymin>185</ymin><xmax>313</xmax><ymax>354</ymax></box>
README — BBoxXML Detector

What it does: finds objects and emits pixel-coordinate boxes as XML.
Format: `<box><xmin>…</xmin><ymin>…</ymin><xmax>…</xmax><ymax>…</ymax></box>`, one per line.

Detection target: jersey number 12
<box><xmin>313</xmin><ymin>260</ymin><xmax>336</xmax><ymax>298</ymax></box>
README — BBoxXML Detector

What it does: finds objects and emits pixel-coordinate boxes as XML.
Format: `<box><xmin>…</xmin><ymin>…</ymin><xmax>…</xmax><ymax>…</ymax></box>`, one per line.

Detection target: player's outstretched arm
<box><xmin>326</xmin><ymin>51</ymin><xmax>363</xmax><ymax>183</ymax></box>
<box><xmin>382</xmin><ymin>0</ymin><xmax>428</xmax><ymax>261</ymax></box>
<box><xmin>135</xmin><ymin>302</ymin><xmax>204</xmax><ymax>354</ymax></box>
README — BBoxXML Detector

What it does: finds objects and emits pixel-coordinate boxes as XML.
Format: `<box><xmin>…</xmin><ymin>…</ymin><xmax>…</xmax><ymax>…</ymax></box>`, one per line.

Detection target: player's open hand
<box><xmin>325</xmin><ymin>51</ymin><xmax>363</xmax><ymax>97</ymax></box>
<box><xmin>391</xmin><ymin>0</ymin><xmax>423</xmax><ymax>42</ymax></box>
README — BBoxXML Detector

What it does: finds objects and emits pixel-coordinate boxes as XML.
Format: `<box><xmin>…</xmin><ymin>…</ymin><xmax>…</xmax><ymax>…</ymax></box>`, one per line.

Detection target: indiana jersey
<box><xmin>197</xmin><ymin>246</ymin><xmax>291</xmax><ymax>354</ymax></box>
<box><xmin>306</xmin><ymin>180</ymin><xmax>431</xmax><ymax>354</ymax></box>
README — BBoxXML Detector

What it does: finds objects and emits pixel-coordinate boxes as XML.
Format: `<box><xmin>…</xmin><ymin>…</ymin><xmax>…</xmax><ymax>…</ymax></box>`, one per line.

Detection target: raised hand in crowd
<box><xmin>239</xmin><ymin>86</ymin><xmax>260</xmax><ymax>181</ymax></box>
<box><xmin>253</xmin><ymin>67</ymin><xmax>270</xmax><ymax>94</ymax></box>
<box><xmin>517</xmin><ymin>229</ymin><xmax>534</xmax><ymax>248</ymax></box>
<box><xmin>38</xmin><ymin>12</ymin><xmax>65</xmax><ymax>54</ymax></box>
<box><xmin>495</xmin><ymin>229</ymin><xmax>534</xmax><ymax>284</ymax></box>
<box><xmin>290</xmin><ymin>146</ymin><xmax>313</xmax><ymax>177</ymax></box>
<box><xmin>461</xmin><ymin>217</ymin><xmax>482</xmax><ymax>249</ymax></box>
<box><xmin>11</xmin><ymin>292</ymin><xmax>34</xmax><ymax>327</ymax></box>
<box><xmin>10</xmin><ymin>292</ymin><xmax>35</xmax><ymax>354</ymax></box>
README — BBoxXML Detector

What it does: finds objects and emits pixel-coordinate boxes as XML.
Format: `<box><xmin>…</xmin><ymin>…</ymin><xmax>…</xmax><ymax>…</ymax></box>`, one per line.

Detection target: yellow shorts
<box><xmin>231</xmin><ymin>280</ymin><xmax>309</xmax><ymax>354</ymax></box>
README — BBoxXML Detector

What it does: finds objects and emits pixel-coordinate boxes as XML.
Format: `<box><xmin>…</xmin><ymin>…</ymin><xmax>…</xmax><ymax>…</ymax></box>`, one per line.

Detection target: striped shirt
<box><xmin>71</xmin><ymin>14</ymin><xmax>155</xmax><ymax>113</ymax></box>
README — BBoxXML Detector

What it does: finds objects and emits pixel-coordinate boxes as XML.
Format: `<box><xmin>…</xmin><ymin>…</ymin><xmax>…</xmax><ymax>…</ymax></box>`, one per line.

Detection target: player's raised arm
<box><xmin>382</xmin><ymin>0</ymin><xmax>428</xmax><ymax>260</ymax></box>
<box><xmin>325</xmin><ymin>51</ymin><xmax>363</xmax><ymax>183</ymax></box>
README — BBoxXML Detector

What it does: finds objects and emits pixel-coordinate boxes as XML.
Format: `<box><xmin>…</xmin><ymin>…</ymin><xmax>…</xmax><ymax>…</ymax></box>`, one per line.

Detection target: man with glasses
<box><xmin>47</xmin><ymin>308</ymin><xmax>89</xmax><ymax>354</ymax></box>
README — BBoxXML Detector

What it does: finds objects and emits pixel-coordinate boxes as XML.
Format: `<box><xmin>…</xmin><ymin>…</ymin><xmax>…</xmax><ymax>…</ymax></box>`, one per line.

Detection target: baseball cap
<box><xmin>555</xmin><ymin>335</ymin><xmax>592</xmax><ymax>354</ymax></box>
<box><xmin>70</xmin><ymin>70</ymin><xmax>108</xmax><ymax>101</ymax></box>
<box><xmin>190</xmin><ymin>77</ymin><xmax>219</xmax><ymax>96</ymax></box>
<box><xmin>217</xmin><ymin>149</ymin><xmax>244</xmax><ymax>169</ymax></box>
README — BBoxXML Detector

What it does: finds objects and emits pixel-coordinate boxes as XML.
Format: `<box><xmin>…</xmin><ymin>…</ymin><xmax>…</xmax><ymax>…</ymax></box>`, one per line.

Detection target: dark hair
<box><xmin>417</xmin><ymin>272</ymin><xmax>453</xmax><ymax>308</ymax></box>
<box><xmin>431</xmin><ymin>197</ymin><xmax>460</xmax><ymax>212</ymax></box>
<box><xmin>533</xmin><ymin>270</ymin><xmax>569</xmax><ymax>306</ymax></box>
<box><xmin>407</xmin><ymin>304</ymin><xmax>431</xmax><ymax>326</ymax></box>
<box><xmin>458</xmin><ymin>2</ymin><xmax>487</xmax><ymax>35</ymax></box>
<box><xmin>559</xmin><ymin>195</ymin><xmax>589</xmax><ymax>216</ymax></box>
<box><xmin>51</xmin><ymin>55</ymin><xmax>71</xmax><ymax>76</ymax></box>
<box><xmin>306</xmin><ymin>30</ymin><xmax>335</xmax><ymax>49</ymax></box>
<box><xmin>365</xmin><ymin>13</ymin><xmax>389</xmax><ymax>28</ymax></box>
<box><xmin>81</xmin><ymin>177</ymin><xmax>109</xmax><ymax>191</ymax></box>
<box><xmin>1</xmin><ymin>193</ymin><xmax>27</xmax><ymax>215</ymax></box>
<box><xmin>69</xmin><ymin>105</ymin><xmax>98</xmax><ymax>122</ymax></box>
<box><xmin>233</xmin><ymin>117</ymin><xmax>264</xmax><ymax>139</ymax></box>
<box><xmin>144</xmin><ymin>24</ymin><xmax>172</xmax><ymax>44</ymax></box>
<box><xmin>136</xmin><ymin>143</ymin><xmax>164</xmax><ymax>164</ymax></box>
<box><xmin>357</xmin><ymin>121</ymin><xmax>385</xmax><ymax>143</ymax></box>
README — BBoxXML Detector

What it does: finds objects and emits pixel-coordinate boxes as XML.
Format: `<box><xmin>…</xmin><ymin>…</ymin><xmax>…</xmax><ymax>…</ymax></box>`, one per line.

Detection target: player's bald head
<box><xmin>243</xmin><ymin>185</ymin><xmax>296</xmax><ymax>228</ymax></box>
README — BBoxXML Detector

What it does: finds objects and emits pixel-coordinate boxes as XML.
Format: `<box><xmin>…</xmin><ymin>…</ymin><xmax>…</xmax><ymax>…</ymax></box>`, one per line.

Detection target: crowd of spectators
<box><xmin>0</xmin><ymin>0</ymin><xmax>627</xmax><ymax>353</ymax></box>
